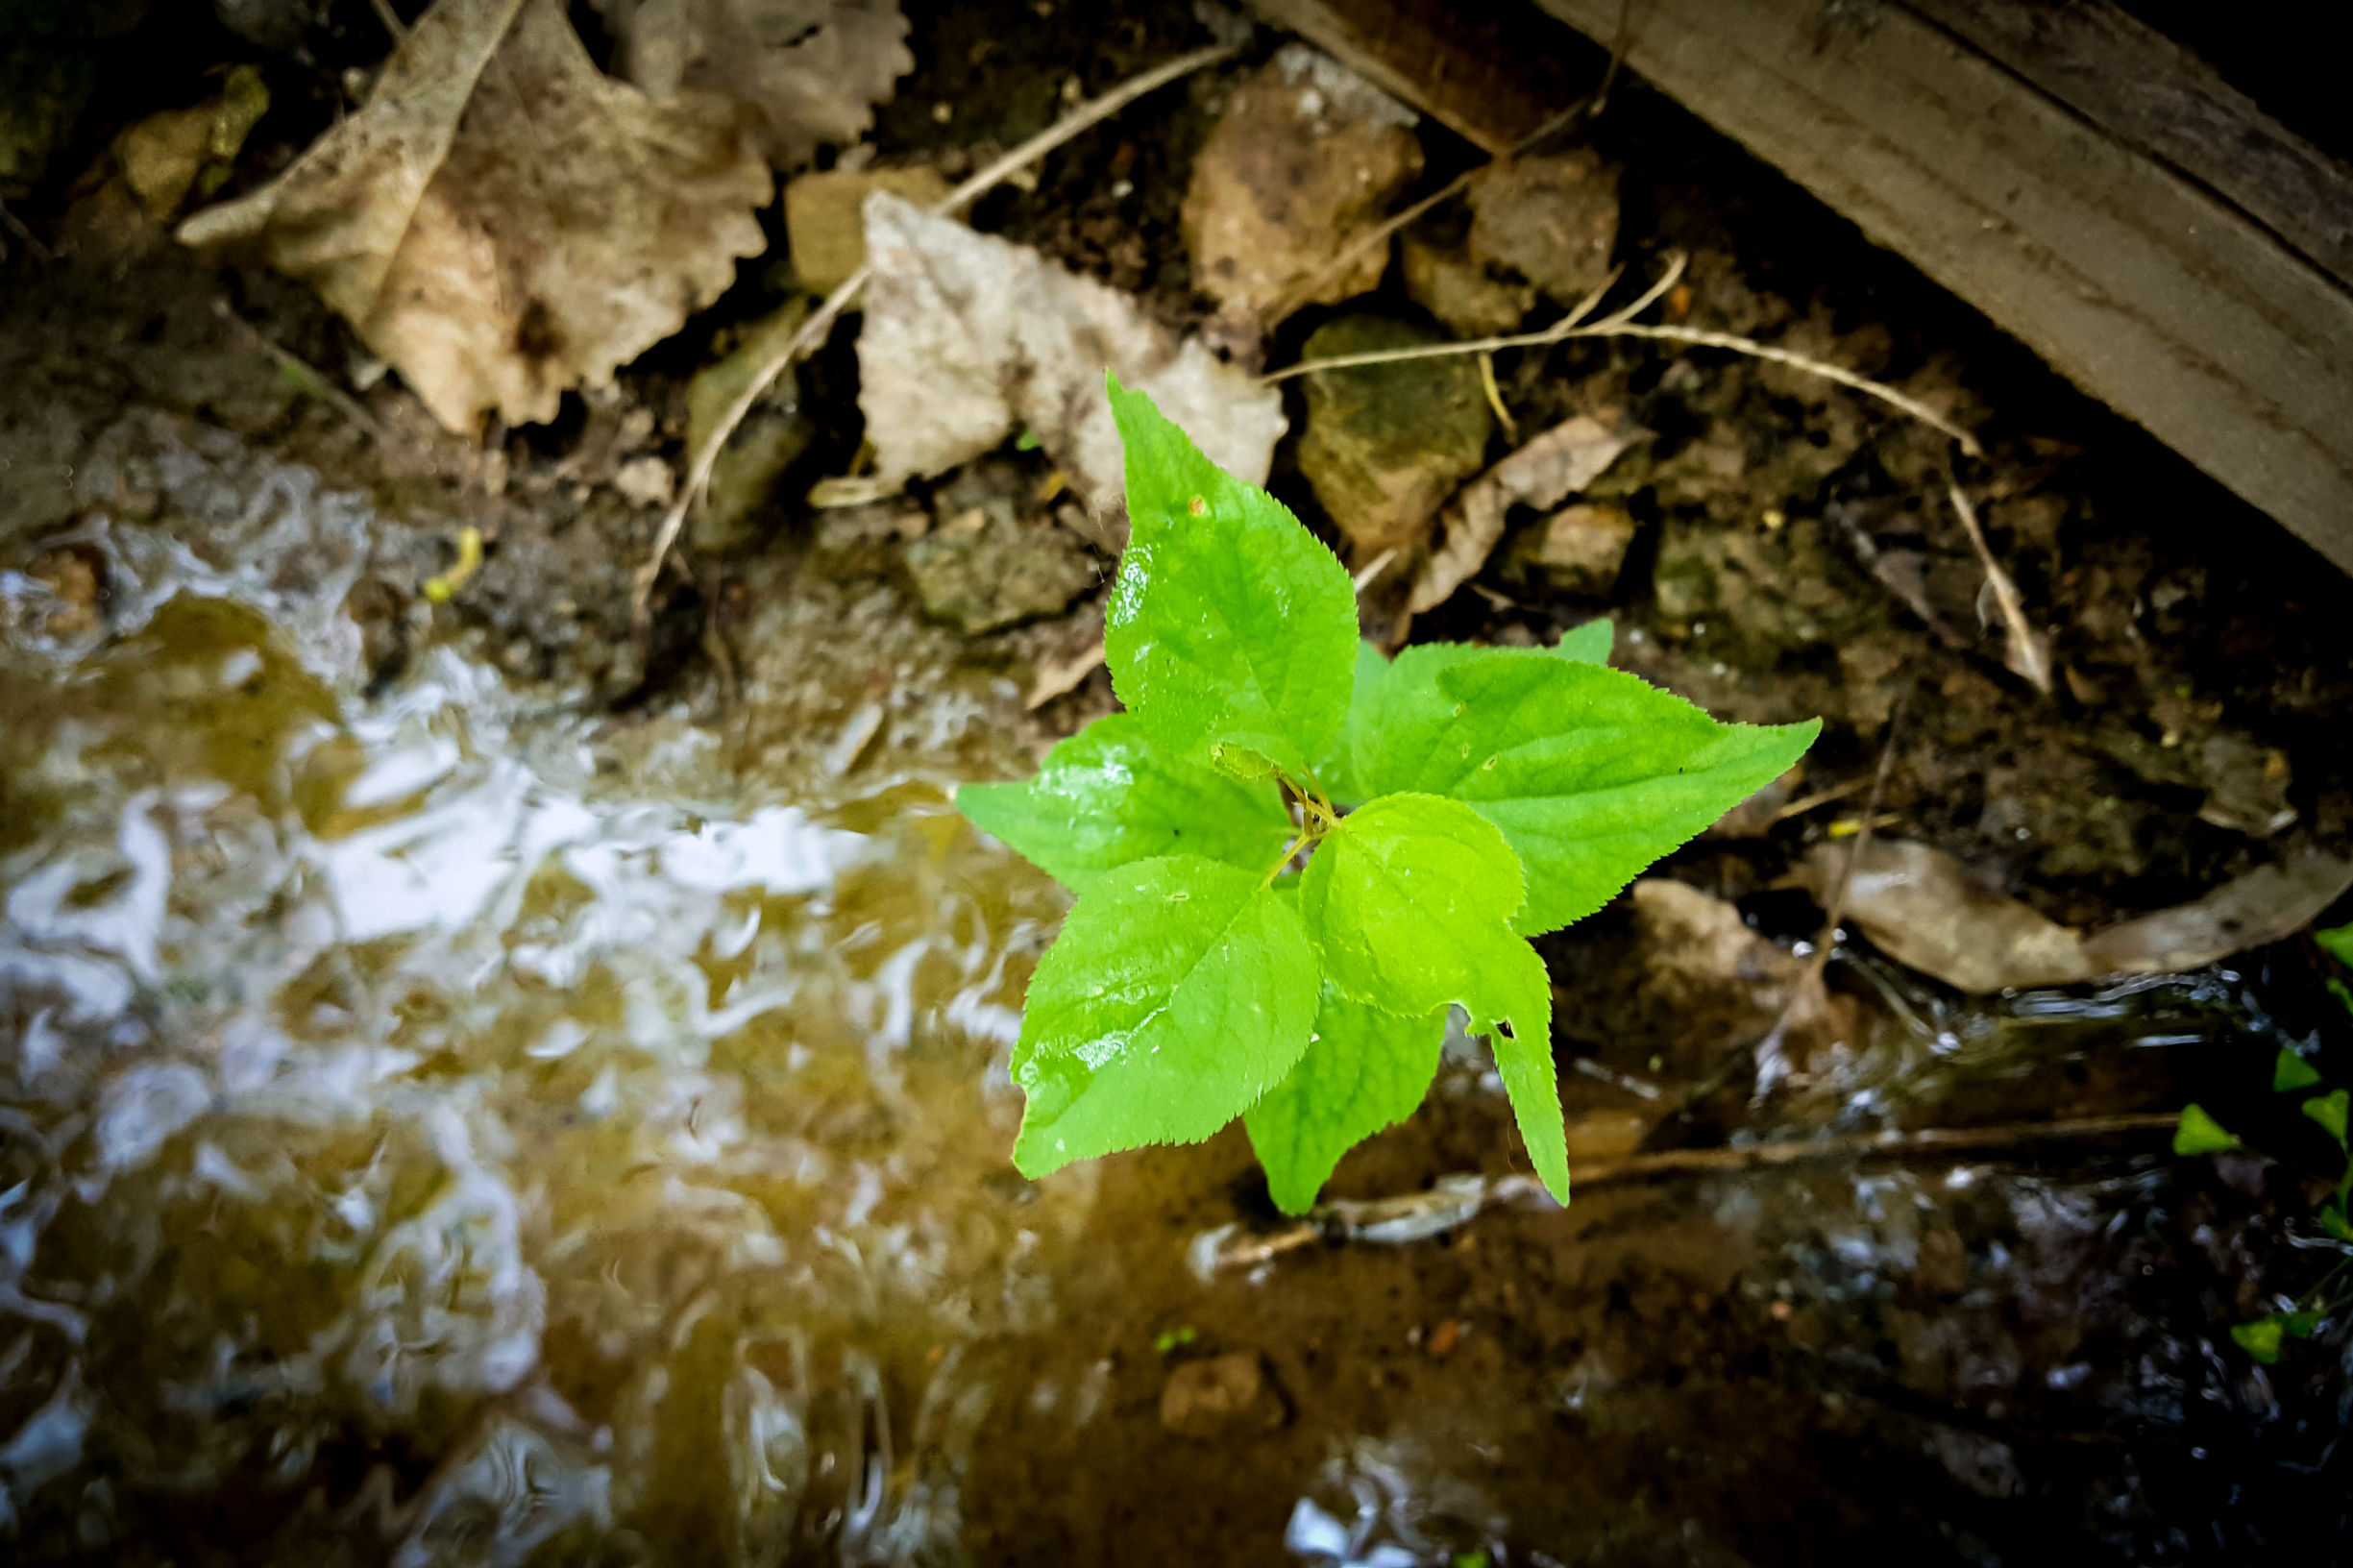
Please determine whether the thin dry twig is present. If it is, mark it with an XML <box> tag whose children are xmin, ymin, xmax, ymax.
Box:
<box><xmin>366</xmin><ymin>0</ymin><xmax>409</xmax><ymax>44</ymax></box>
<box><xmin>1263</xmin><ymin>252</ymin><xmax>1984</xmax><ymax>456</ymax></box>
<box><xmin>630</xmin><ymin>41</ymin><xmax>1242</xmax><ymax>636</ymax></box>
<box><xmin>1949</xmin><ymin>478</ymin><xmax>2053</xmax><ymax>695</ymax></box>
<box><xmin>213</xmin><ymin>298</ymin><xmax>397</xmax><ymax>446</ymax></box>
<box><xmin>0</xmin><ymin>195</ymin><xmax>52</xmax><ymax>264</ymax></box>
<box><xmin>1209</xmin><ymin>1110</ymin><xmax>2179</xmax><ymax>1270</ymax></box>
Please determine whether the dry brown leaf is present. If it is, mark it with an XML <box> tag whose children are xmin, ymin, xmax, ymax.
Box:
<box><xmin>1800</xmin><ymin>839</ymin><xmax>2094</xmax><ymax>993</ymax></box>
<box><xmin>592</xmin><ymin>0</ymin><xmax>912</xmax><ymax>168</ymax></box>
<box><xmin>1409</xmin><ymin>414</ymin><xmax>1642</xmax><ymax>613</ymax></box>
<box><xmin>858</xmin><ymin>191</ymin><xmax>1287</xmax><ymax>519</ymax></box>
<box><xmin>2081</xmin><ymin>847</ymin><xmax>2353</xmax><ymax>975</ymax></box>
<box><xmin>1802</xmin><ymin>838</ymin><xmax>2353</xmax><ymax>992</ymax></box>
<box><xmin>179</xmin><ymin>0</ymin><xmax>772</xmax><ymax>432</ymax></box>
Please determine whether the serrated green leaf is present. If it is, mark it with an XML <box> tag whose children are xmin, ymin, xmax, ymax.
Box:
<box><xmin>1349</xmin><ymin>647</ymin><xmax>1818</xmax><ymax>934</ymax></box>
<box><xmin>1245</xmin><ymin>991</ymin><xmax>1445</xmax><ymax>1214</ymax></box>
<box><xmin>1300</xmin><ymin>793</ymin><xmax>1566</xmax><ymax>1199</ymax></box>
<box><xmin>957</xmin><ymin>714</ymin><xmax>1293</xmax><ymax>890</ymax></box>
<box><xmin>2304</xmin><ymin>1088</ymin><xmax>2349</xmax><ymax>1144</ymax></box>
<box><xmin>1102</xmin><ymin>376</ymin><xmax>1358</xmax><ymax>779</ymax></box>
<box><xmin>1314</xmin><ymin>640</ymin><xmax>1393</xmax><ymax>807</ymax></box>
<box><xmin>1554</xmin><ymin>619</ymin><xmax>1613</xmax><ymax>663</ymax></box>
<box><xmin>2274</xmin><ymin>1046</ymin><xmax>2325</xmax><ymax>1093</ymax></box>
<box><xmin>2317</xmin><ymin>921</ymin><xmax>2353</xmax><ymax>967</ymax></box>
<box><xmin>2172</xmin><ymin>1102</ymin><xmax>2241</xmax><ymax>1156</ymax></box>
<box><xmin>1010</xmin><ymin>854</ymin><xmax>1318</xmax><ymax>1178</ymax></box>
<box><xmin>2230</xmin><ymin>1316</ymin><xmax>2285</xmax><ymax>1363</ymax></box>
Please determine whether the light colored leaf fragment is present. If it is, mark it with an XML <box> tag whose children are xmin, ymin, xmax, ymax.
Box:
<box><xmin>1011</xmin><ymin>854</ymin><xmax>1318</xmax><ymax>1178</ymax></box>
<box><xmin>1409</xmin><ymin>415</ymin><xmax>1643</xmax><ymax>613</ymax></box>
<box><xmin>1553</xmin><ymin>619</ymin><xmax>1612</xmax><ymax>663</ymax></box>
<box><xmin>592</xmin><ymin>0</ymin><xmax>912</xmax><ymax>167</ymax></box>
<box><xmin>1245</xmin><ymin>992</ymin><xmax>1444</xmax><ymax>1214</ymax></box>
<box><xmin>858</xmin><ymin>193</ymin><xmax>1287</xmax><ymax>516</ymax></box>
<box><xmin>180</xmin><ymin>0</ymin><xmax>772</xmax><ymax>431</ymax></box>
<box><xmin>1355</xmin><ymin>647</ymin><xmax>1817</xmax><ymax>934</ymax></box>
<box><xmin>956</xmin><ymin>713</ymin><xmax>1293</xmax><ymax>891</ymax></box>
<box><xmin>1101</xmin><ymin>377</ymin><xmax>1356</xmax><ymax>778</ymax></box>
<box><xmin>1300</xmin><ymin>794</ymin><xmax>1565</xmax><ymax>1199</ymax></box>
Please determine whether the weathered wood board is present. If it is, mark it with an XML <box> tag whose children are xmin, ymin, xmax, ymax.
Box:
<box><xmin>1525</xmin><ymin>0</ymin><xmax>2353</xmax><ymax>572</ymax></box>
<box><xmin>1258</xmin><ymin>0</ymin><xmax>2353</xmax><ymax>573</ymax></box>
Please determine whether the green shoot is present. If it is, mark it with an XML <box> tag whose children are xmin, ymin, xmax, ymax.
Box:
<box><xmin>958</xmin><ymin>377</ymin><xmax>1818</xmax><ymax>1212</ymax></box>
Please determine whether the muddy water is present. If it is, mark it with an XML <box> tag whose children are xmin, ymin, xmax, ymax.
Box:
<box><xmin>0</xmin><ymin>420</ymin><xmax>2337</xmax><ymax>1564</ymax></box>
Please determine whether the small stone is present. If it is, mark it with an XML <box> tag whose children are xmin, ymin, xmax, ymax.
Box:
<box><xmin>611</xmin><ymin>453</ymin><xmax>675</xmax><ymax>510</ymax></box>
<box><xmin>692</xmin><ymin>411</ymin><xmax>814</xmax><ymax>554</ymax></box>
<box><xmin>1468</xmin><ymin>150</ymin><xmax>1620</xmax><ymax>305</ymax></box>
<box><xmin>1181</xmin><ymin>45</ymin><xmax>1421</xmax><ymax>331</ymax></box>
<box><xmin>1158</xmin><ymin>1352</ymin><xmax>1286</xmax><ymax>1439</ymax></box>
<box><xmin>784</xmin><ymin>164</ymin><xmax>953</xmax><ymax>293</ymax></box>
<box><xmin>902</xmin><ymin>514</ymin><xmax>1096</xmax><ymax>634</ymax></box>
<box><xmin>1399</xmin><ymin>232</ymin><xmax>1534</xmax><ymax>337</ymax></box>
<box><xmin>1524</xmin><ymin>502</ymin><xmax>1635</xmax><ymax>596</ymax></box>
<box><xmin>1296</xmin><ymin>314</ymin><xmax>1491</xmax><ymax>561</ymax></box>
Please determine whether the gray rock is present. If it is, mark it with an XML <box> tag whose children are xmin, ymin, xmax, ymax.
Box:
<box><xmin>902</xmin><ymin>513</ymin><xmax>1096</xmax><ymax>634</ymax></box>
<box><xmin>1295</xmin><ymin>315</ymin><xmax>1491</xmax><ymax>561</ymax></box>
<box><xmin>1159</xmin><ymin>1352</ymin><xmax>1286</xmax><ymax>1439</ymax></box>
<box><xmin>1182</xmin><ymin>45</ymin><xmax>1421</xmax><ymax>331</ymax></box>
<box><xmin>1521</xmin><ymin>502</ymin><xmax>1636</xmax><ymax>596</ymax></box>
<box><xmin>1468</xmin><ymin>150</ymin><xmax>1620</xmax><ymax>305</ymax></box>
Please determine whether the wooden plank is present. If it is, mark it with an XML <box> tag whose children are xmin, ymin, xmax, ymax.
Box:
<box><xmin>1903</xmin><ymin>0</ymin><xmax>2353</xmax><ymax>289</ymax></box>
<box><xmin>1529</xmin><ymin>0</ymin><xmax>2353</xmax><ymax>574</ymax></box>
<box><xmin>1244</xmin><ymin>0</ymin><xmax>1588</xmax><ymax>156</ymax></box>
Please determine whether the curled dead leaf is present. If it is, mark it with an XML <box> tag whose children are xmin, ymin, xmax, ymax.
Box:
<box><xmin>179</xmin><ymin>0</ymin><xmax>772</xmax><ymax>432</ymax></box>
<box><xmin>1409</xmin><ymin>414</ymin><xmax>1643</xmax><ymax>613</ymax></box>
<box><xmin>857</xmin><ymin>191</ymin><xmax>1286</xmax><ymax>520</ymax></box>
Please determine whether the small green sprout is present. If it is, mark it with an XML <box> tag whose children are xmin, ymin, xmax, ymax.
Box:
<box><xmin>957</xmin><ymin>378</ymin><xmax>1817</xmax><ymax>1212</ymax></box>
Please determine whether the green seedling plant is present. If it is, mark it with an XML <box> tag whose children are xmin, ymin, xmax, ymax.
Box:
<box><xmin>957</xmin><ymin>378</ymin><xmax>1818</xmax><ymax>1213</ymax></box>
<box><xmin>2173</xmin><ymin>919</ymin><xmax>2353</xmax><ymax>1362</ymax></box>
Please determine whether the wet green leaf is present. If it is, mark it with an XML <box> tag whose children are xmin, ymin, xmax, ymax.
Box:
<box><xmin>2231</xmin><ymin>1316</ymin><xmax>2285</xmax><ymax>1363</ymax></box>
<box><xmin>1300</xmin><ymin>794</ymin><xmax>1565</xmax><ymax>1199</ymax></box>
<box><xmin>1348</xmin><ymin>646</ymin><xmax>1819</xmax><ymax>933</ymax></box>
<box><xmin>1553</xmin><ymin>619</ymin><xmax>1613</xmax><ymax>663</ymax></box>
<box><xmin>1313</xmin><ymin>639</ymin><xmax>1393</xmax><ymax>807</ymax></box>
<box><xmin>956</xmin><ymin>714</ymin><xmax>1291</xmax><ymax>891</ymax></box>
<box><xmin>1102</xmin><ymin>373</ymin><xmax>1358</xmax><ymax>779</ymax></box>
<box><xmin>1010</xmin><ymin>854</ymin><xmax>1318</xmax><ymax>1178</ymax></box>
<box><xmin>2172</xmin><ymin>1102</ymin><xmax>2241</xmax><ymax>1156</ymax></box>
<box><xmin>2304</xmin><ymin>1088</ymin><xmax>2349</xmax><ymax>1145</ymax></box>
<box><xmin>1245</xmin><ymin>991</ymin><xmax>1446</xmax><ymax>1214</ymax></box>
<box><xmin>2274</xmin><ymin>1046</ymin><xmax>2325</xmax><ymax>1092</ymax></box>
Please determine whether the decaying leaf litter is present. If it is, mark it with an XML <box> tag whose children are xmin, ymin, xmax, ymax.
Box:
<box><xmin>6</xmin><ymin>0</ymin><xmax>2353</xmax><ymax>1561</ymax></box>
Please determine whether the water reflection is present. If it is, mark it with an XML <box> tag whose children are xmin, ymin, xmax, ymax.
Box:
<box><xmin>3</xmin><ymin>414</ymin><xmax>2341</xmax><ymax>1564</ymax></box>
<box><xmin>0</xmin><ymin>421</ymin><xmax>1088</xmax><ymax>1561</ymax></box>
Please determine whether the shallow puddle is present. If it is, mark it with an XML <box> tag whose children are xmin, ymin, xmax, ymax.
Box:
<box><xmin>0</xmin><ymin>421</ymin><xmax>2338</xmax><ymax>1563</ymax></box>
